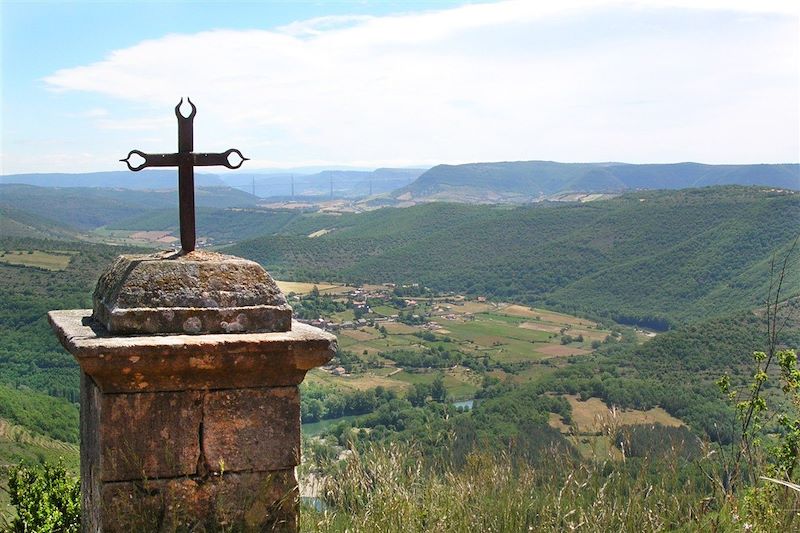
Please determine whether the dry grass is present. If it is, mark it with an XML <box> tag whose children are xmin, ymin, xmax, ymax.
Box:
<box><xmin>563</xmin><ymin>395</ymin><xmax>684</xmax><ymax>434</ymax></box>
<box><xmin>381</xmin><ymin>323</ymin><xmax>420</xmax><ymax>334</ymax></box>
<box><xmin>0</xmin><ymin>250</ymin><xmax>74</xmax><ymax>271</ymax></box>
<box><xmin>499</xmin><ymin>304</ymin><xmax>595</xmax><ymax>327</ymax></box>
<box><xmin>537</xmin><ymin>345</ymin><xmax>592</xmax><ymax>357</ymax></box>
<box><xmin>340</xmin><ymin>329</ymin><xmax>379</xmax><ymax>341</ymax></box>
<box><xmin>518</xmin><ymin>321</ymin><xmax>564</xmax><ymax>333</ymax></box>
<box><xmin>302</xmin><ymin>443</ymin><xmax>724</xmax><ymax>532</ymax></box>
<box><xmin>275</xmin><ymin>281</ymin><xmax>343</xmax><ymax>295</ymax></box>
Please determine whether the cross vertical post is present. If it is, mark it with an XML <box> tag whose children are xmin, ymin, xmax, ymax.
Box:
<box><xmin>120</xmin><ymin>98</ymin><xmax>249</xmax><ymax>253</ymax></box>
<box><xmin>177</xmin><ymin>101</ymin><xmax>197</xmax><ymax>252</ymax></box>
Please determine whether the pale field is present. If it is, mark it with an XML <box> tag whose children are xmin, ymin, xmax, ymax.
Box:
<box><xmin>340</xmin><ymin>329</ymin><xmax>380</xmax><ymax>341</ymax></box>
<box><xmin>562</xmin><ymin>395</ymin><xmax>684</xmax><ymax>434</ymax></box>
<box><xmin>570</xmin><ymin>434</ymin><xmax>624</xmax><ymax>461</ymax></box>
<box><xmin>382</xmin><ymin>322</ymin><xmax>421</xmax><ymax>334</ymax></box>
<box><xmin>537</xmin><ymin>345</ymin><xmax>592</xmax><ymax>357</ymax></box>
<box><xmin>307</xmin><ymin>229</ymin><xmax>331</xmax><ymax>238</ymax></box>
<box><xmin>519</xmin><ymin>322</ymin><xmax>563</xmax><ymax>334</ymax></box>
<box><xmin>129</xmin><ymin>230</ymin><xmax>177</xmax><ymax>243</ymax></box>
<box><xmin>567</xmin><ymin>328</ymin><xmax>609</xmax><ymax>342</ymax></box>
<box><xmin>499</xmin><ymin>304</ymin><xmax>595</xmax><ymax>327</ymax></box>
<box><xmin>306</xmin><ymin>368</ymin><xmax>410</xmax><ymax>392</ymax></box>
<box><xmin>548</xmin><ymin>412</ymin><xmax>570</xmax><ymax>432</ymax></box>
<box><xmin>275</xmin><ymin>280</ymin><xmax>343</xmax><ymax>295</ymax></box>
<box><xmin>0</xmin><ymin>250</ymin><xmax>74</xmax><ymax>271</ymax></box>
<box><xmin>457</xmin><ymin>301</ymin><xmax>495</xmax><ymax>313</ymax></box>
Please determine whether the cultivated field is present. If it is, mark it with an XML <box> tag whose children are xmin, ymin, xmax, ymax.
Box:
<box><xmin>548</xmin><ymin>395</ymin><xmax>685</xmax><ymax>460</ymax></box>
<box><xmin>0</xmin><ymin>250</ymin><xmax>75</xmax><ymax>271</ymax></box>
<box><xmin>275</xmin><ymin>280</ymin><xmax>346</xmax><ymax>295</ymax></box>
<box><xmin>307</xmin><ymin>292</ymin><xmax>613</xmax><ymax>405</ymax></box>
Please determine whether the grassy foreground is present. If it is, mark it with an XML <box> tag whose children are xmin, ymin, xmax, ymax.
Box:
<box><xmin>300</xmin><ymin>442</ymin><xmax>798</xmax><ymax>532</ymax></box>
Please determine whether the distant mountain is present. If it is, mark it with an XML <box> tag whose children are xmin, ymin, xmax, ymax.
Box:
<box><xmin>0</xmin><ymin>184</ymin><xmax>259</xmax><ymax>230</ymax></box>
<box><xmin>221</xmin><ymin>168</ymin><xmax>426</xmax><ymax>198</ymax></box>
<box><xmin>0</xmin><ymin>170</ymin><xmax>225</xmax><ymax>189</ymax></box>
<box><xmin>395</xmin><ymin>161</ymin><xmax>800</xmax><ymax>202</ymax></box>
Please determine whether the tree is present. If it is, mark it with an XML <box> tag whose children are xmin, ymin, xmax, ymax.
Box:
<box><xmin>431</xmin><ymin>376</ymin><xmax>447</xmax><ymax>403</ymax></box>
<box><xmin>407</xmin><ymin>383</ymin><xmax>429</xmax><ymax>407</ymax></box>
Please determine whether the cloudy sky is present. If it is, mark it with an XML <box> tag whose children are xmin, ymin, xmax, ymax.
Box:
<box><xmin>1</xmin><ymin>0</ymin><xmax>798</xmax><ymax>174</ymax></box>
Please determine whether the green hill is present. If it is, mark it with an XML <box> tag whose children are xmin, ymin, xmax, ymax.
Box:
<box><xmin>0</xmin><ymin>206</ymin><xmax>80</xmax><ymax>240</ymax></box>
<box><xmin>107</xmin><ymin>207</ymin><xmax>306</xmax><ymax>245</ymax></box>
<box><xmin>397</xmin><ymin>161</ymin><xmax>800</xmax><ymax>202</ymax></box>
<box><xmin>0</xmin><ymin>169</ymin><xmax>224</xmax><ymax>189</ymax></box>
<box><xmin>228</xmin><ymin>186</ymin><xmax>800</xmax><ymax>328</ymax></box>
<box><xmin>0</xmin><ymin>237</ymin><xmax>141</xmax><ymax>442</ymax></box>
<box><xmin>0</xmin><ymin>184</ymin><xmax>259</xmax><ymax>230</ymax></box>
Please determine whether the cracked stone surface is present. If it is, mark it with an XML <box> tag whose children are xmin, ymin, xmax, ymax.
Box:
<box><xmin>92</xmin><ymin>250</ymin><xmax>291</xmax><ymax>334</ymax></box>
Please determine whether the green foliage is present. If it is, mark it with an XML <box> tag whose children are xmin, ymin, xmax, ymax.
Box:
<box><xmin>294</xmin><ymin>290</ymin><xmax>347</xmax><ymax>320</ymax></box>
<box><xmin>301</xmin><ymin>385</ymin><xmax>397</xmax><ymax>423</ymax></box>
<box><xmin>0</xmin><ymin>237</ymin><xmax>139</xmax><ymax>441</ymax></box>
<box><xmin>0</xmin><ymin>184</ymin><xmax>257</xmax><ymax>230</ymax></box>
<box><xmin>228</xmin><ymin>187</ymin><xmax>800</xmax><ymax>327</ymax></box>
<box><xmin>4</xmin><ymin>460</ymin><xmax>80</xmax><ymax>532</ymax></box>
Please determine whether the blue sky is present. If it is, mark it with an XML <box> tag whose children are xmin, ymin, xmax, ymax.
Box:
<box><xmin>2</xmin><ymin>0</ymin><xmax>798</xmax><ymax>174</ymax></box>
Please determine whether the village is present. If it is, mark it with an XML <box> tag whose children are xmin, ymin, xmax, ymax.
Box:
<box><xmin>275</xmin><ymin>279</ymin><xmax>612</xmax><ymax>395</ymax></box>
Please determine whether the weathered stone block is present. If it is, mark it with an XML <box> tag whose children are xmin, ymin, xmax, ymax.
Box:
<box><xmin>92</xmin><ymin>250</ymin><xmax>292</xmax><ymax>335</ymax></box>
<box><xmin>100</xmin><ymin>469</ymin><xmax>298</xmax><ymax>532</ymax></box>
<box><xmin>99</xmin><ymin>390</ymin><xmax>202</xmax><ymax>481</ymax></box>
<box><xmin>48</xmin><ymin>311</ymin><xmax>336</xmax><ymax>393</ymax></box>
<box><xmin>203</xmin><ymin>387</ymin><xmax>300</xmax><ymax>473</ymax></box>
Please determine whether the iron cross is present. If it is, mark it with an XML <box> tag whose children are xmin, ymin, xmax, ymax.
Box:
<box><xmin>120</xmin><ymin>98</ymin><xmax>248</xmax><ymax>252</ymax></box>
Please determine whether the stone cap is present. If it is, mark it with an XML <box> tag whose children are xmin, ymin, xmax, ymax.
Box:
<box><xmin>92</xmin><ymin>250</ymin><xmax>291</xmax><ymax>335</ymax></box>
<box><xmin>49</xmin><ymin>310</ymin><xmax>336</xmax><ymax>393</ymax></box>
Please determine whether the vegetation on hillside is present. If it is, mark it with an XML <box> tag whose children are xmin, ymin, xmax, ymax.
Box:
<box><xmin>229</xmin><ymin>186</ymin><xmax>800</xmax><ymax>328</ymax></box>
<box><xmin>0</xmin><ymin>184</ymin><xmax>258</xmax><ymax>230</ymax></box>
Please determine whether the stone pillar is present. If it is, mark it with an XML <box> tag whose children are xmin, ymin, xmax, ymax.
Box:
<box><xmin>48</xmin><ymin>251</ymin><xmax>335</xmax><ymax>532</ymax></box>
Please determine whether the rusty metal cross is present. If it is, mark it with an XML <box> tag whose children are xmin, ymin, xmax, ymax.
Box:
<box><xmin>121</xmin><ymin>98</ymin><xmax>248</xmax><ymax>253</ymax></box>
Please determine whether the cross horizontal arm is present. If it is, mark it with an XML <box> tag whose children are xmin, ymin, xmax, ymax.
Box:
<box><xmin>120</xmin><ymin>150</ymin><xmax>180</xmax><ymax>171</ymax></box>
<box><xmin>194</xmin><ymin>149</ymin><xmax>249</xmax><ymax>169</ymax></box>
<box><xmin>120</xmin><ymin>149</ymin><xmax>249</xmax><ymax>171</ymax></box>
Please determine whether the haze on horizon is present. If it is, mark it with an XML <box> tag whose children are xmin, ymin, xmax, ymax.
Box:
<box><xmin>1</xmin><ymin>0</ymin><xmax>798</xmax><ymax>175</ymax></box>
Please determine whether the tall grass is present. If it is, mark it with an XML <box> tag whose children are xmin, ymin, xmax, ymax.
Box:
<box><xmin>300</xmin><ymin>441</ymin><xmax>743</xmax><ymax>532</ymax></box>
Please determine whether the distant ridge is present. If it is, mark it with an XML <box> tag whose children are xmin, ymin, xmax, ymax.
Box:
<box><xmin>396</xmin><ymin>161</ymin><xmax>800</xmax><ymax>203</ymax></box>
<box><xmin>0</xmin><ymin>170</ymin><xmax>225</xmax><ymax>189</ymax></box>
<box><xmin>221</xmin><ymin>167</ymin><xmax>426</xmax><ymax>198</ymax></box>
<box><xmin>0</xmin><ymin>184</ymin><xmax>259</xmax><ymax>230</ymax></box>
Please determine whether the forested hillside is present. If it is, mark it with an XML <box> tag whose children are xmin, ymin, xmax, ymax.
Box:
<box><xmin>0</xmin><ymin>237</ymin><xmax>141</xmax><ymax>443</ymax></box>
<box><xmin>228</xmin><ymin>186</ymin><xmax>800</xmax><ymax>328</ymax></box>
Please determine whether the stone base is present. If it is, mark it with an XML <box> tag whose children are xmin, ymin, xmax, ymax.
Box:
<box><xmin>100</xmin><ymin>470</ymin><xmax>297</xmax><ymax>532</ymax></box>
<box><xmin>48</xmin><ymin>311</ymin><xmax>336</xmax><ymax>532</ymax></box>
<box><xmin>80</xmin><ymin>373</ymin><xmax>303</xmax><ymax>532</ymax></box>
<box><xmin>48</xmin><ymin>311</ymin><xmax>335</xmax><ymax>393</ymax></box>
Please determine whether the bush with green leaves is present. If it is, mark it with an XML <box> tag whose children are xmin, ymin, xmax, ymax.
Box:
<box><xmin>3</xmin><ymin>461</ymin><xmax>79</xmax><ymax>533</ymax></box>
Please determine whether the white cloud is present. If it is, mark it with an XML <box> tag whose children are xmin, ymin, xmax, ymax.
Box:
<box><xmin>39</xmin><ymin>0</ymin><xmax>800</xmax><ymax>169</ymax></box>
